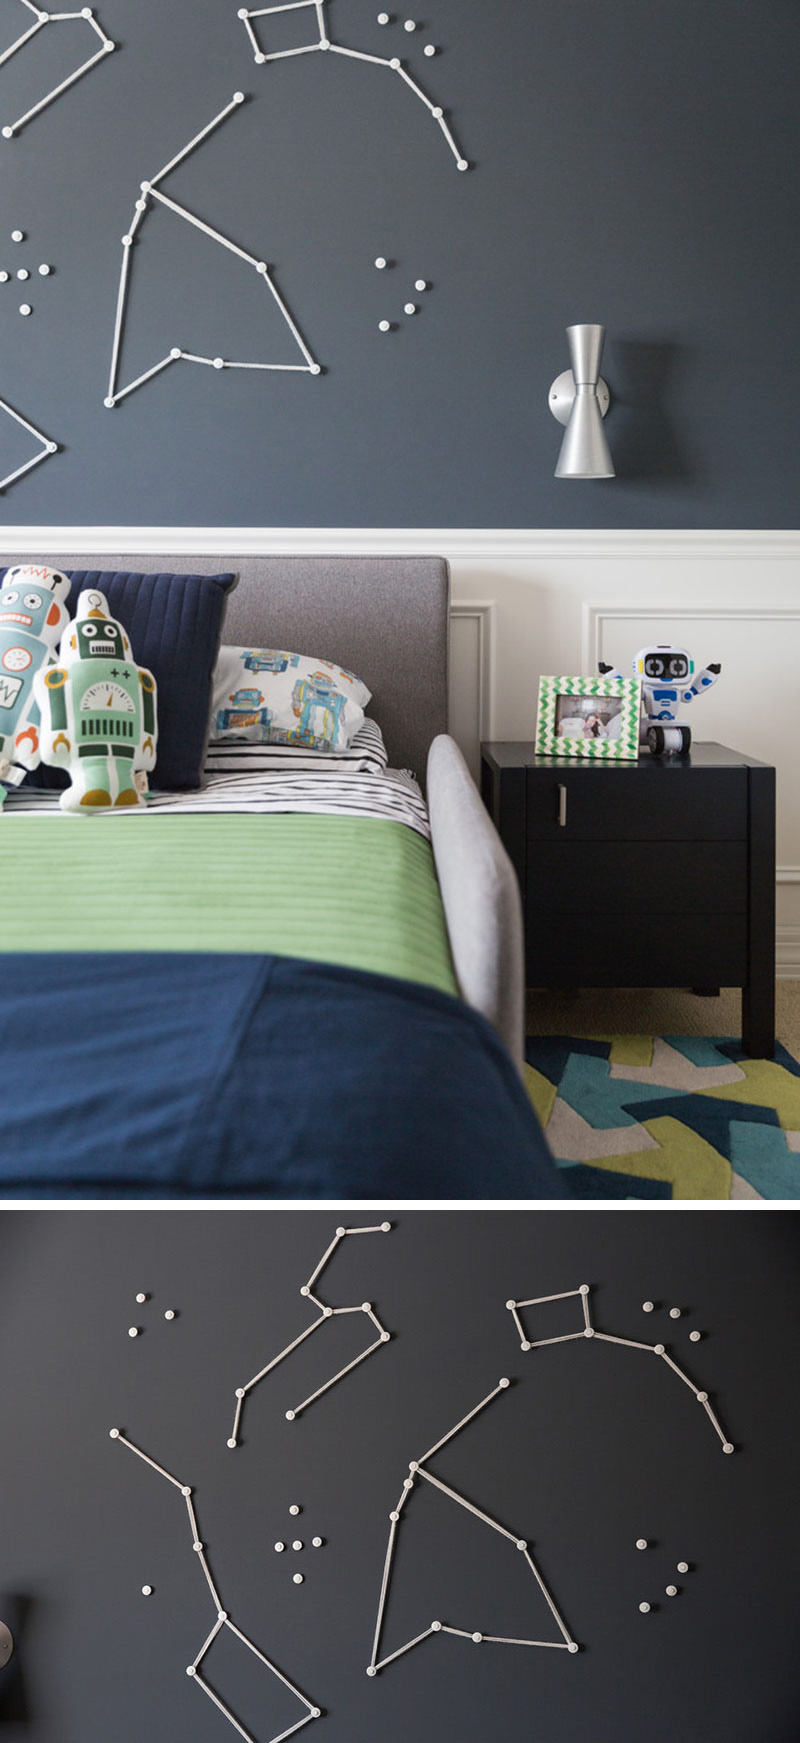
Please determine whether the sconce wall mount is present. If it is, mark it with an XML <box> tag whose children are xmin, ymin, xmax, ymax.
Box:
<box><xmin>0</xmin><ymin>1621</ymin><xmax>13</xmax><ymax>1668</ymax></box>
<box><xmin>549</xmin><ymin>323</ymin><xmax>615</xmax><ymax>479</ymax></box>
<box><xmin>549</xmin><ymin>372</ymin><xmax>610</xmax><ymax>425</ymax></box>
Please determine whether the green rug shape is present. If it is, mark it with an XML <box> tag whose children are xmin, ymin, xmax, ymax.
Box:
<box><xmin>524</xmin><ymin>1035</ymin><xmax>800</xmax><ymax>1200</ymax></box>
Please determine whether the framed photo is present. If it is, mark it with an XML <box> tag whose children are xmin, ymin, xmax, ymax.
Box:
<box><xmin>535</xmin><ymin>675</ymin><xmax>642</xmax><ymax>760</ymax></box>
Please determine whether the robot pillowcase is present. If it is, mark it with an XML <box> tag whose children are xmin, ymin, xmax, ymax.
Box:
<box><xmin>0</xmin><ymin>567</ymin><xmax>158</xmax><ymax>812</ymax></box>
<box><xmin>34</xmin><ymin>588</ymin><xmax>158</xmax><ymax>813</ymax></box>
<box><xmin>0</xmin><ymin>565</ymin><xmax>71</xmax><ymax>799</ymax></box>
<box><xmin>210</xmin><ymin>647</ymin><xmax>370</xmax><ymax>753</ymax></box>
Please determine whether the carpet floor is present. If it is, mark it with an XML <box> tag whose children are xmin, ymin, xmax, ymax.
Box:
<box><xmin>525</xmin><ymin>984</ymin><xmax>800</xmax><ymax>1201</ymax></box>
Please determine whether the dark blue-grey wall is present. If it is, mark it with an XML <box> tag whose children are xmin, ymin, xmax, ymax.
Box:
<box><xmin>1</xmin><ymin>1209</ymin><xmax>799</xmax><ymax>1743</ymax></box>
<box><xmin>0</xmin><ymin>0</ymin><xmax>798</xmax><ymax>528</ymax></box>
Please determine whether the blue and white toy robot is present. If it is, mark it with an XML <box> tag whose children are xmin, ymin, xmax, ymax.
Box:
<box><xmin>290</xmin><ymin>669</ymin><xmax>348</xmax><ymax>748</ymax></box>
<box><xmin>599</xmin><ymin>643</ymin><xmax>722</xmax><ymax>754</ymax></box>
<box><xmin>0</xmin><ymin>564</ymin><xmax>71</xmax><ymax>801</ymax></box>
<box><xmin>243</xmin><ymin>650</ymin><xmax>300</xmax><ymax>674</ymax></box>
<box><xmin>215</xmin><ymin>688</ymin><xmax>273</xmax><ymax>734</ymax></box>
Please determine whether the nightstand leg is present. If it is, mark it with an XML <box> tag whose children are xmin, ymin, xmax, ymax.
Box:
<box><xmin>742</xmin><ymin>766</ymin><xmax>776</xmax><ymax>1058</ymax></box>
<box><xmin>742</xmin><ymin>982</ymin><xmax>775</xmax><ymax>1059</ymax></box>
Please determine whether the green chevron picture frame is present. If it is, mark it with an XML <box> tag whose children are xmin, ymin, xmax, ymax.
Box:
<box><xmin>535</xmin><ymin>674</ymin><xmax>642</xmax><ymax>760</ymax></box>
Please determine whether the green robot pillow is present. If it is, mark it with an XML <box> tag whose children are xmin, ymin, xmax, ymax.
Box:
<box><xmin>33</xmin><ymin>588</ymin><xmax>158</xmax><ymax>813</ymax></box>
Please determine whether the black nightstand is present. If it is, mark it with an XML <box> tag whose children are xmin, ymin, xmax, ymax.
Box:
<box><xmin>481</xmin><ymin>741</ymin><xmax>776</xmax><ymax>1058</ymax></box>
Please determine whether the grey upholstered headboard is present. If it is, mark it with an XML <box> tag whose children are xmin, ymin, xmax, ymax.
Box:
<box><xmin>1</xmin><ymin>552</ymin><xmax>450</xmax><ymax>780</ymax></box>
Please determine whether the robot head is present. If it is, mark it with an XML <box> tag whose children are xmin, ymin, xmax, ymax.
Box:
<box><xmin>0</xmin><ymin>565</ymin><xmax>71</xmax><ymax>646</ymax></box>
<box><xmin>634</xmin><ymin>644</ymin><xmax>694</xmax><ymax>682</ymax></box>
<box><xmin>61</xmin><ymin>590</ymin><xmax>133</xmax><ymax>665</ymax></box>
<box><xmin>244</xmin><ymin>650</ymin><xmax>289</xmax><ymax>673</ymax></box>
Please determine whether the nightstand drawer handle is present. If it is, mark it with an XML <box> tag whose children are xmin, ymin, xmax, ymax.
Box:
<box><xmin>557</xmin><ymin>783</ymin><xmax>568</xmax><ymax>827</ymax></box>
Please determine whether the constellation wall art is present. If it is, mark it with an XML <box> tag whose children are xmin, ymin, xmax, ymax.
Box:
<box><xmin>367</xmin><ymin>1281</ymin><xmax>738</xmax><ymax>1681</ymax></box>
<box><xmin>228</xmin><ymin>1222</ymin><xmax>393</xmax><ymax>1448</ymax></box>
<box><xmin>0</xmin><ymin>388</ymin><xmax>57</xmax><ymax>491</ymax></box>
<box><xmin>0</xmin><ymin>225</ymin><xmax>56</xmax><ymax>319</ymax></box>
<box><xmin>105</xmin><ymin>91</ymin><xmax>322</xmax><ymax>410</ymax></box>
<box><xmin>0</xmin><ymin>1</ymin><xmax>115</xmax><ymax>139</ymax></box>
<box><xmin>505</xmin><ymin>1285</ymin><xmax>735</xmax><ymax>1454</ymax></box>
<box><xmin>104</xmin><ymin>6</ymin><xmax>471</xmax><ymax>412</ymax></box>
<box><xmin>237</xmin><ymin>1</ymin><xmax>469</xmax><ymax>171</ymax></box>
<box><xmin>367</xmin><ymin>1377</ymin><xmax>579</xmax><ymax>1678</ymax></box>
<box><xmin>109</xmin><ymin>1427</ymin><xmax>323</xmax><ymax>1743</ymax></box>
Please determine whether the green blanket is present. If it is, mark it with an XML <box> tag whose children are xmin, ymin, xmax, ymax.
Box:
<box><xmin>0</xmin><ymin>813</ymin><xmax>459</xmax><ymax>997</ymax></box>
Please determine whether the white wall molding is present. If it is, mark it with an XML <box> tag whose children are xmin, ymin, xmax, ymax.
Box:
<box><xmin>1</xmin><ymin>526</ymin><xmax>799</xmax><ymax>561</ymax></box>
<box><xmin>582</xmin><ymin>603</ymin><xmax>800</xmax><ymax>675</ymax></box>
<box><xmin>450</xmin><ymin>601</ymin><xmax>494</xmax><ymax>746</ymax></box>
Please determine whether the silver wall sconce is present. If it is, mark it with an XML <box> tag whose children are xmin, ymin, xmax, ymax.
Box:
<box><xmin>549</xmin><ymin>323</ymin><xmax>614</xmax><ymax>479</ymax></box>
<box><xmin>0</xmin><ymin>1620</ymin><xmax>13</xmax><ymax>1667</ymax></box>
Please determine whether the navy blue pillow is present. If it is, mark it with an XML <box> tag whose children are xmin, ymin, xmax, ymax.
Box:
<box><xmin>2</xmin><ymin>568</ymin><xmax>237</xmax><ymax>790</ymax></box>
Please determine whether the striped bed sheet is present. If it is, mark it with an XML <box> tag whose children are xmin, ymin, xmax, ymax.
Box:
<box><xmin>2</xmin><ymin>765</ymin><xmax>431</xmax><ymax>840</ymax></box>
<box><xmin>204</xmin><ymin>715</ymin><xmax>390</xmax><ymax>773</ymax></box>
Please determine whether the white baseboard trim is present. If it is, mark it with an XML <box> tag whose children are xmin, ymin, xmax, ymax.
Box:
<box><xmin>777</xmin><ymin>929</ymin><xmax>800</xmax><ymax>978</ymax></box>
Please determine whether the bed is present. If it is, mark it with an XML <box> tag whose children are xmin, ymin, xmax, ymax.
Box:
<box><xmin>0</xmin><ymin>551</ymin><xmax>561</xmax><ymax>1198</ymax></box>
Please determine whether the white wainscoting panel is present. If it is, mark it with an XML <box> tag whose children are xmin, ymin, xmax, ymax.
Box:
<box><xmin>449</xmin><ymin>602</ymin><xmax>494</xmax><ymax>779</ymax></box>
<box><xmin>4</xmin><ymin>527</ymin><xmax>799</xmax><ymax>968</ymax></box>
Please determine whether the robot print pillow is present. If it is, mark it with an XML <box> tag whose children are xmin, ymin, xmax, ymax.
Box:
<box><xmin>0</xmin><ymin>565</ymin><xmax>72</xmax><ymax>803</ymax></box>
<box><xmin>33</xmin><ymin>589</ymin><xmax>158</xmax><ymax>813</ymax></box>
<box><xmin>210</xmin><ymin>646</ymin><xmax>371</xmax><ymax>753</ymax></box>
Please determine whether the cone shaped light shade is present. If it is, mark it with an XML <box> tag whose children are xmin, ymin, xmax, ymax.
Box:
<box><xmin>567</xmin><ymin>322</ymin><xmax>605</xmax><ymax>388</ymax></box>
<box><xmin>555</xmin><ymin>323</ymin><xmax>615</xmax><ymax>479</ymax></box>
<box><xmin>556</xmin><ymin>387</ymin><xmax>615</xmax><ymax>478</ymax></box>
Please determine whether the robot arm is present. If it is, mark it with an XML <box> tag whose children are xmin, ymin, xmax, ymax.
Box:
<box><xmin>682</xmin><ymin>662</ymin><xmax>721</xmax><ymax>703</ymax></box>
<box><xmin>32</xmin><ymin>666</ymin><xmax>72</xmax><ymax>764</ymax></box>
<box><xmin>138</xmin><ymin>668</ymin><xmax>158</xmax><ymax>769</ymax></box>
<box><xmin>598</xmin><ymin>662</ymin><xmax>625</xmax><ymax>681</ymax></box>
<box><xmin>13</xmin><ymin>711</ymin><xmax>42</xmax><ymax>769</ymax></box>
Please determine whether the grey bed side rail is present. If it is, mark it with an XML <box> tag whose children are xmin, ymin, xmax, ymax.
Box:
<box><xmin>426</xmin><ymin>733</ymin><xmax>525</xmax><ymax>1074</ymax></box>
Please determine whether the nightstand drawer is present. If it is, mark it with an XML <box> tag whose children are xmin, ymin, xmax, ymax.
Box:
<box><xmin>528</xmin><ymin>842</ymin><xmax>748</xmax><ymax>916</ymax></box>
<box><xmin>526</xmin><ymin>913</ymin><xmax>748</xmax><ymax>987</ymax></box>
<box><xmin>482</xmin><ymin>740</ymin><xmax>775</xmax><ymax>1055</ymax></box>
<box><xmin>525</xmin><ymin>766</ymin><xmax>747</xmax><ymax>841</ymax></box>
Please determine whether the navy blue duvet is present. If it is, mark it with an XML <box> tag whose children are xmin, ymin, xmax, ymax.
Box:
<box><xmin>0</xmin><ymin>953</ymin><xmax>563</xmax><ymax>1198</ymax></box>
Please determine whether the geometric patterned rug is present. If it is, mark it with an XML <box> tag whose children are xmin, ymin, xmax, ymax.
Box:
<box><xmin>524</xmin><ymin>1034</ymin><xmax>800</xmax><ymax>1199</ymax></box>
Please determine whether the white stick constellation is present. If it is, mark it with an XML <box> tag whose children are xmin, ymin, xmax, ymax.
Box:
<box><xmin>1</xmin><ymin>4</ymin><xmax>116</xmax><ymax>140</ymax></box>
<box><xmin>104</xmin><ymin>92</ymin><xmax>322</xmax><ymax>410</ymax></box>
<box><xmin>109</xmin><ymin>1427</ymin><xmax>322</xmax><ymax>1743</ymax></box>
<box><xmin>367</xmin><ymin>1376</ymin><xmax>579</xmax><ymax>1677</ymax></box>
<box><xmin>238</xmin><ymin>2</ymin><xmax>469</xmax><ymax>171</ymax></box>
<box><xmin>228</xmin><ymin>1222</ymin><xmax>393</xmax><ymax>1448</ymax></box>
<box><xmin>0</xmin><ymin>391</ymin><xmax>58</xmax><ymax>492</ymax></box>
<box><xmin>506</xmin><ymin>1286</ymin><xmax>735</xmax><ymax>1454</ymax></box>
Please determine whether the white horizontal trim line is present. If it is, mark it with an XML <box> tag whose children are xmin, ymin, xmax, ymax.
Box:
<box><xmin>583</xmin><ymin>602</ymin><xmax>800</xmax><ymax>672</ymax></box>
<box><xmin>777</xmin><ymin>868</ymin><xmax>800</xmax><ymax>884</ymax></box>
<box><xmin>1</xmin><ymin>527</ymin><xmax>799</xmax><ymax>561</ymax></box>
